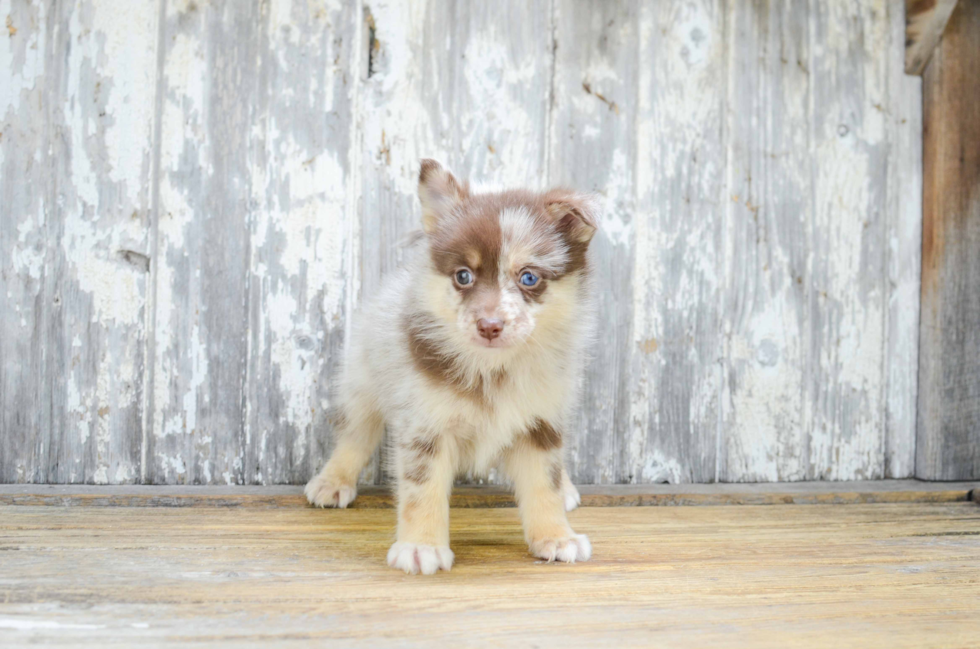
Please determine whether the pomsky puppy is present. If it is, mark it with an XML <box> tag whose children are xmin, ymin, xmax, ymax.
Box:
<box><xmin>305</xmin><ymin>159</ymin><xmax>599</xmax><ymax>575</ymax></box>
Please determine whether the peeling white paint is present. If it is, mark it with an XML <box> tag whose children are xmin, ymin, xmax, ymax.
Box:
<box><xmin>639</xmin><ymin>450</ymin><xmax>684</xmax><ymax>484</ymax></box>
<box><xmin>598</xmin><ymin>149</ymin><xmax>634</xmax><ymax>248</ymax></box>
<box><xmin>1</xmin><ymin>0</ymin><xmax>923</xmax><ymax>485</ymax></box>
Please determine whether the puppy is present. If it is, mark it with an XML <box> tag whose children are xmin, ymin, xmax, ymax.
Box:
<box><xmin>305</xmin><ymin>159</ymin><xmax>598</xmax><ymax>575</ymax></box>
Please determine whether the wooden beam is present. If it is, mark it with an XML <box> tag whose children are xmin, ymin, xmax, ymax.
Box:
<box><xmin>1</xmin><ymin>481</ymin><xmax>977</xmax><ymax>508</ymax></box>
<box><xmin>905</xmin><ymin>0</ymin><xmax>959</xmax><ymax>75</ymax></box>
<box><xmin>917</xmin><ymin>0</ymin><xmax>980</xmax><ymax>480</ymax></box>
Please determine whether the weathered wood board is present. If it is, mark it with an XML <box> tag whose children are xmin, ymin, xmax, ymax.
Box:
<box><xmin>549</xmin><ymin>0</ymin><xmax>638</xmax><ymax>483</ymax></box>
<box><xmin>721</xmin><ymin>0</ymin><xmax>809</xmax><ymax>482</ymax></box>
<box><xmin>916</xmin><ymin>0</ymin><xmax>980</xmax><ymax>481</ymax></box>
<box><xmin>2</xmin><ymin>480</ymin><xmax>977</xmax><ymax>508</ymax></box>
<box><xmin>2</xmin><ymin>503</ymin><xmax>980</xmax><ymax>647</ymax></box>
<box><xmin>1</xmin><ymin>0</ymin><xmax>158</xmax><ymax>484</ymax></box>
<box><xmin>1</xmin><ymin>0</ymin><xmax>928</xmax><ymax>484</ymax></box>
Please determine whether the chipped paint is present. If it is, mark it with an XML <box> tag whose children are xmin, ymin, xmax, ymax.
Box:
<box><xmin>1</xmin><ymin>0</ymin><xmax>156</xmax><ymax>484</ymax></box>
<box><xmin>1</xmin><ymin>0</ymin><xmax>922</xmax><ymax>485</ymax></box>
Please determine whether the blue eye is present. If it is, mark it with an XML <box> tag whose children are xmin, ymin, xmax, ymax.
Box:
<box><xmin>520</xmin><ymin>271</ymin><xmax>538</xmax><ymax>287</ymax></box>
<box><xmin>455</xmin><ymin>269</ymin><xmax>473</xmax><ymax>285</ymax></box>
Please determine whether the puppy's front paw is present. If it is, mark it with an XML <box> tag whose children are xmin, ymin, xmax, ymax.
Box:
<box><xmin>304</xmin><ymin>471</ymin><xmax>357</xmax><ymax>508</ymax></box>
<box><xmin>386</xmin><ymin>542</ymin><xmax>454</xmax><ymax>575</ymax></box>
<box><xmin>529</xmin><ymin>533</ymin><xmax>592</xmax><ymax>563</ymax></box>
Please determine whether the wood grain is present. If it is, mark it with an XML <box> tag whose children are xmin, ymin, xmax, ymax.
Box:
<box><xmin>720</xmin><ymin>0</ymin><xmax>809</xmax><ymax>482</ymax></box>
<box><xmin>146</xmin><ymin>0</ymin><xmax>260</xmax><ymax>484</ymax></box>
<box><xmin>917</xmin><ymin>0</ymin><xmax>980</xmax><ymax>481</ymax></box>
<box><xmin>1</xmin><ymin>1</ymin><xmax>51</xmax><ymax>485</ymax></box>
<box><xmin>241</xmin><ymin>0</ymin><xmax>359</xmax><ymax>485</ymax></box>
<box><xmin>631</xmin><ymin>0</ymin><xmax>726</xmax><ymax>483</ymax></box>
<box><xmin>807</xmin><ymin>0</ymin><xmax>891</xmax><ymax>480</ymax></box>
<box><xmin>549</xmin><ymin>0</ymin><xmax>638</xmax><ymax>483</ymax></box>
<box><xmin>1</xmin><ymin>502</ymin><xmax>978</xmax><ymax>647</ymax></box>
<box><xmin>0</xmin><ymin>0</ymin><xmax>931</xmax><ymax>486</ymax></box>
<box><xmin>0</xmin><ymin>1</ymin><xmax>158</xmax><ymax>484</ymax></box>
<box><xmin>885</xmin><ymin>0</ymin><xmax>923</xmax><ymax>479</ymax></box>
<box><xmin>1</xmin><ymin>481</ymin><xmax>976</xmax><ymax>508</ymax></box>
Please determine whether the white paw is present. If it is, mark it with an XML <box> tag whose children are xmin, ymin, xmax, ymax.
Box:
<box><xmin>386</xmin><ymin>542</ymin><xmax>454</xmax><ymax>575</ymax></box>
<box><xmin>563</xmin><ymin>482</ymin><xmax>581</xmax><ymax>512</ymax></box>
<box><xmin>529</xmin><ymin>534</ymin><xmax>592</xmax><ymax>563</ymax></box>
<box><xmin>304</xmin><ymin>472</ymin><xmax>357</xmax><ymax>508</ymax></box>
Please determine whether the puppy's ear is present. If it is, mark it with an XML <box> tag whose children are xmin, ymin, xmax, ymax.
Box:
<box><xmin>418</xmin><ymin>159</ymin><xmax>467</xmax><ymax>234</ymax></box>
<box><xmin>544</xmin><ymin>190</ymin><xmax>599</xmax><ymax>244</ymax></box>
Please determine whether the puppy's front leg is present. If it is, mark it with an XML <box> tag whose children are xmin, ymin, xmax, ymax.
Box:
<box><xmin>504</xmin><ymin>437</ymin><xmax>591</xmax><ymax>563</ymax></box>
<box><xmin>386</xmin><ymin>432</ymin><xmax>455</xmax><ymax>575</ymax></box>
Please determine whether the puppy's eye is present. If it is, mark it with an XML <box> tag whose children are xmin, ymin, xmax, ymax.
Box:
<box><xmin>519</xmin><ymin>271</ymin><xmax>539</xmax><ymax>287</ymax></box>
<box><xmin>455</xmin><ymin>269</ymin><xmax>474</xmax><ymax>286</ymax></box>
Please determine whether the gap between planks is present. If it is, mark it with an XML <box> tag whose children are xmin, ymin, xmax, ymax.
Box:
<box><xmin>0</xmin><ymin>480</ymin><xmax>976</xmax><ymax>509</ymax></box>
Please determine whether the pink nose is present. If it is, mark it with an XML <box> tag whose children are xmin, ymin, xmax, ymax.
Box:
<box><xmin>477</xmin><ymin>318</ymin><xmax>503</xmax><ymax>340</ymax></box>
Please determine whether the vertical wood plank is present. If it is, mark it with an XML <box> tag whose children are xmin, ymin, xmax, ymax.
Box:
<box><xmin>242</xmin><ymin>0</ymin><xmax>359</xmax><ymax>485</ymax></box>
<box><xmin>884</xmin><ymin>0</ymin><xmax>921</xmax><ymax>478</ymax></box>
<box><xmin>548</xmin><ymin>0</ymin><xmax>638</xmax><ymax>483</ymax></box>
<box><xmin>807</xmin><ymin>0</ymin><xmax>890</xmax><ymax>480</ymax></box>
<box><xmin>632</xmin><ymin>0</ymin><xmax>726</xmax><ymax>483</ymax></box>
<box><xmin>1</xmin><ymin>0</ymin><xmax>52</xmax><ymax>482</ymax></box>
<box><xmin>355</xmin><ymin>0</ymin><xmax>553</xmax><ymax>483</ymax></box>
<box><xmin>720</xmin><ymin>0</ymin><xmax>809</xmax><ymax>482</ymax></box>
<box><xmin>917</xmin><ymin>0</ymin><xmax>980</xmax><ymax>480</ymax></box>
<box><xmin>354</xmin><ymin>0</ymin><xmax>430</xmax><ymax>484</ymax></box>
<box><xmin>0</xmin><ymin>0</ymin><xmax>157</xmax><ymax>484</ymax></box>
<box><xmin>147</xmin><ymin>0</ymin><xmax>259</xmax><ymax>484</ymax></box>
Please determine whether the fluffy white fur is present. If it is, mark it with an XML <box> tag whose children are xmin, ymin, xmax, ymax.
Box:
<box><xmin>305</xmin><ymin>160</ymin><xmax>597</xmax><ymax>575</ymax></box>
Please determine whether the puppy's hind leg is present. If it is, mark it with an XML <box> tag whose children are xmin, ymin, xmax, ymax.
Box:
<box><xmin>561</xmin><ymin>466</ymin><xmax>581</xmax><ymax>512</ymax></box>
<box><xmin>305</xmin><ymin>393</ymin><xmax>384</xmax><ymax>508</ymax></box>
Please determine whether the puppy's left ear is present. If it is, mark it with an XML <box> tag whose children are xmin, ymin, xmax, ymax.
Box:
<box><xmin>418</xmin><ymin>159</ymin><xmax>467</xmax><ymax>234</ymax></box>
<box><xmin>544</xmin><ymin>191</ymin><xmax>600</xmax><ymax>244</ymax></box>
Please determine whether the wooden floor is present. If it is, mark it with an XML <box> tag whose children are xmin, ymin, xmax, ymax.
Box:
<box><xmin>1</xmin><ymin>493</ymin><xmax>979</xmax><ymax>647</ymax></box>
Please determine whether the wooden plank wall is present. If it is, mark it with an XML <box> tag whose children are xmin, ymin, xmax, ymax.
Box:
<box><xmin>916</xmin><ymin>0</ymin><xmax>980</xmax><ymax>481</ymax></box>
<box><xmin>0</xmin><ymin>0</ymin><xmax>924</xmax><ymax>485</ymax></box>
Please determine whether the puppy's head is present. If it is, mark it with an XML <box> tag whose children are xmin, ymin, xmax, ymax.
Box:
<box><xmin>417</xmin><ymin>159</ymin><xmax>598</xmax><ymax>351</ymax></box>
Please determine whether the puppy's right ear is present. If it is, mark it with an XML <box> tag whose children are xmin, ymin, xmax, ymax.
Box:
<box><xmin>418</xmin><ymin>159</ymin><xmax>466</xmax><ymax>234</ymax></box>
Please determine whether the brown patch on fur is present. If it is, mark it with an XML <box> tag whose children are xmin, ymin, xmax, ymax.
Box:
<box><xmin>427</xmin><ymin>187</ymin><xmax>596</xmax><ymax>311</ymax></box>
<box><xmin>430</xmin><ymin>200</ymin><xmax>503</xmax><ymax>291</ymax></box>
<box><xmin>550</xmin><ymin>461</ymin><xmax>563</xmax><ymax>491</ymax></box>
<box><xmin>407</xmin><ymin>436</ymin><xmax>438</xmax><ymax>458</ymax></box>
<box><xmin>543</xmin><ymin>190</ymin><xmax>597</xmax><ymax>276</ymax></box>
<box><xmin>527</xmin><ymin>418</ymin><xmax>562</xmax><ymax>450</ymax></box>
<box><xmin>401</xmin><ymin>495</ymin><xmax>424</xmax><ymax>524</ymax></box>
<box><xmin>402</xmin><ymin>436</ymin><xmax>438</xmax><ymax>485</ymax></box>
<box><xmin>403</xmin><ymin>460</ymin><xmax>429</xmax><ymax>485</ymax></box>
<box><xmin>405</xmin><ymin>313</ymin><xmax>507</xmax><ymax>405</ymax></box>
<box><xmin>562</xmin><ymin>237</ymin><xmax>591</xmax><ymax>276</ymax></box>
<box><xmin>406</xmin><ymin>314</ymin><xmax>463</xmax><ymax>387</ymax></box>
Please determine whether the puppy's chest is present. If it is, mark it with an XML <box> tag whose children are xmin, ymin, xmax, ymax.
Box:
<box><xmin>407</xmin><ymin>353</ymin><xmax>570</xmax><ymax>439</ymax></box>
<box><xmin>479</xmin><ymin>363</ymin><xmax>567</xmax><ymax>431</ymax></box>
